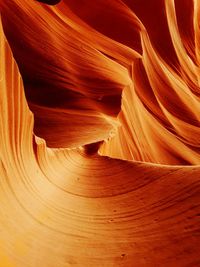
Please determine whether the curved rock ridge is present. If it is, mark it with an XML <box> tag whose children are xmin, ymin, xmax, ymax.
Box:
<box><xmin>1</xmin><ymin>0</ymin><xmax>200</xmax><ymax>164</ymax></box>
<box><xmin>0</xmin><ymin>1</ymin><xmax>200</xmax><ymax>267</ymax></box>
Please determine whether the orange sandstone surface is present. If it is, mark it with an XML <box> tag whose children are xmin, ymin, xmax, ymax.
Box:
<box><xmin>0</xmin><ymin>0</ymin><xmax>200</xmax><ymax>266</ymax></box>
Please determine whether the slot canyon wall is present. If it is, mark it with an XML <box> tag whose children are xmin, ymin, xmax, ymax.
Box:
<box><xmin>0</xmin><ymin>0</ymin><xmax>200</xmax><ymax>266</ymax></box>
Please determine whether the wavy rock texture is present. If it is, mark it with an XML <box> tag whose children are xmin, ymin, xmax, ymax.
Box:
<box><xmin>0</xmin><ymin>0</ymin><xmax>200</xmax><ymax>266</ymax></box>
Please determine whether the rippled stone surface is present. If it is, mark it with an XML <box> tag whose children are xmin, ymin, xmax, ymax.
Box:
<box><xmin>0</xmin><ymin>1</ymin><xmax>200</xmax><ymax>266</ymax></box>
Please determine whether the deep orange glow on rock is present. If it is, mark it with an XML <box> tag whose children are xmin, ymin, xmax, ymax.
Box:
<box><xmin>0</xmin><ymin>0</ymin><xmax>200</xmax><ymax>266</ymax></box>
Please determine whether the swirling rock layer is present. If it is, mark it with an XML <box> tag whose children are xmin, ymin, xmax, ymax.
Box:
<box><xmin>0</xmin><ymin>1</ymin><xmax>200</xmax><ymax>266</ymax></box>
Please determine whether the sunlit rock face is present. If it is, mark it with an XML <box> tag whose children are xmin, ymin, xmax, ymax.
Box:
<box><xmin>0</xmin><ymin>0</ymin><xmax>200</xmax><ymax>266</ymax></box>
